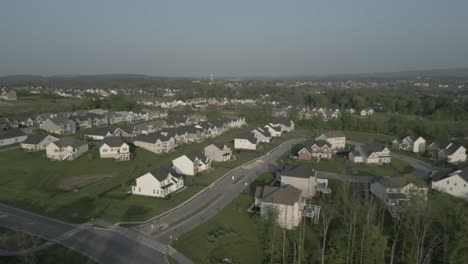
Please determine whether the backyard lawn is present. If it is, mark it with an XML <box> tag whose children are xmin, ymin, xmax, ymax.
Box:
<box><xmin>344</xmin><ymin>131</ymin><xmax>394</xmax><ymax>143</ymax></box>
<box><xmin>351</xmin><ymin>158</ymin><xmax>413</xmax><ymax>177</ymax></box>
<box><xmin>281</xmin><ymin>155</ymin><xmax>347</xmax><ymax>174</ymax></box>
<box><xmin>0</xmin><ymin>127</ymin><xmax>299</xmax><ymax>223</ymax></box>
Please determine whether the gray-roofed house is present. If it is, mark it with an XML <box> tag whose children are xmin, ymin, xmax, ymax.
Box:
<box><xmin>21</xmin><ymin>134</ymin><xmax>59</xmax><ymax>151</ymax></box>
<box><xmin>234</xmin><ymin>132</ymin><xmax>258</xmax><ymax>150</ymax></box>
<box><xmin>315</xmin><ymin>131</ymin><xmax>346</xmax><ymax>151</ymax></box>
<box><xmin>298</xmin><ymin>140</ymin><xmax>332</xmax><ymax>160</ymax></box>
<box><xmin>172</xmin><ymin>152</ymin><xmax>212</xmax><ymax>176</ymax></box>
<box><xmin>432</xmin><ymin>167</ymin><xmax>468</xmax><ymax>200</ymax></box>
<box><xmin>251</xmin><ymin>127</ymin><xmax>272</xmax><ymax>143</ymax></box>
<box><xmin>254</xmin><ymin>185</ymin><xmax>304</xmax><ymax>230</ymax></box>
<box><xmin>0</xmin><ymin>128</ymin><xmax>27</xmax><ymax>147</ymax></box>
<box><xmin>99</xmin><ymin>137</ymin><xmax>130</xmax><ymax>160</ymax></box>
<box><xmin>349</xmin><ymin>144</ymin><xmax>391</xmax><ymax>164</ymax></box>
<box><xmin>278</xmin><ymin>165</ymin><xmax>329</xmax><ymax>198</ymax></box>
<box><xmin>131</xmin><ymin>166</ymin><xmax>184</xmax><ymax>198</ymax></box>
<box><xmin>204</xmin><ymin>143</ymin><xmax>232</xmax><ymax>162</ymax></box>
<box><xmin>133</xmin><ymin>132</ymin><xmax>176</xmax><ymax>154</ymax></box>
<box><xmin>370</xmin><ymin>176</ymin><xmax>428</xmax><ymax>207</ymax></box>
<box><xmin>437</xmin><ymin>143</ymin><xmax>466</xmax><ymax>164</ymax></box>
<box><xmin>84</xmin><ymin>127</ymin><xmax>115</xmax><ymax>140</ymax></box>
<box><xmin>1</xmin><ymin>90</ymin><xmax>16</xmax><ymax>100</ymax></box>
<box><xmin>270</xmin><ymin>119</ymin><xmax>295</xmax><ymax>132</ymax></box>
<box><xmin>46</xmin><ymin>137</ymin><xmax>88</xmax><ymax>160</ymax></box>
<box><xmin>40</xmin><ymin>117</ymin><xmax>76</xmax><ymax>134</ymax></box>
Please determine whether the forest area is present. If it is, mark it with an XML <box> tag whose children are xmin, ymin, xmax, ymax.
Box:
<box><xmin>259</xmin><ymin>181</ymin><xmax>468</xmax><ymax>264</ymax></box>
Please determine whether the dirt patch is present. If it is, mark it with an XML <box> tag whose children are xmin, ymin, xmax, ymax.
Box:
<box><xmin>57</xmin><ymin>174</ymin><xmax>114</xmax><ymax>191</ymax></box>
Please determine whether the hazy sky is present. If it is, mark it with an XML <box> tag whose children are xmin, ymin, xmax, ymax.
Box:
<box><xmin>1</xmin><ymin>0</ymin><xmax>468</xmax><ymax>77</ymax></box>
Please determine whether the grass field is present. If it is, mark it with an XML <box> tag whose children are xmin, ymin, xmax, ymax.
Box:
<box><xmin>344</xmin><ymin>130</ymin><xmax>394</xmax><ymax>143</ymax></box>
<box><xmin>0</xmin><ymin>127</ymin><xmax>301</xmax><ymax>223</ymax></box>
<box><xmin>0</xmin><ymin>96</ymin><xmax>81</xmax><ymax>116</ymax></box>
<box><xmin>281</xmin><ymin>154</ymin><xmax>347</xmax><ymax>174</ymax></box>
<box><xmin>351</xmin><ymin>158</ymin><xmax>413</xmax><ymax>177</ymax></box>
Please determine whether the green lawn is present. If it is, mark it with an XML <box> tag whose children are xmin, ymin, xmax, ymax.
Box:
<box><xmin>172</xmin><ymin>173</ymin><xmax>275</xmax><ymax>264</ymax></box>
<box><xmin>0</xmin><ymin>96</ymin><xmax>81</xmax><ymax>116</ymax></box>
<box><xmin>0</xmin><ymin>126</ymin><xmax>296</xmax><ymax>223</ymax></box>
<box><xmin>393</xmin><ymin>149</ymin><xmax>434</xmax><ymax>164</ymax></box>
<box><xmin>351</xmin><ymin>159</ymin><xmax>412</xmax><ymax>177</ymax></box>
<box><xmin>282</xmin><ymin>155</ymin><xmax>347</xmax><ymax>174</ymax></box>
<box><xmin>344</xmin><ymin>131</ymin><xmax>394</xmax><ymax>143</ymax></box>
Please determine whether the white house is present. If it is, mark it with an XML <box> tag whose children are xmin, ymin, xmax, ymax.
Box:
<box><xmin>360</xmin><ymin>108</ymin><xmax>375</xmax><ymax>116</ymax></box>
<box><xmin>271</xmin><ymin>119</ymin><xmax>295</xmax><ymax>132</ymax></box>
<box><xmin>204</xmin><ymin>143</ymin><xmax>232</xmax><ymax>162</ymax></box>
<box><xmin>279</xmin><ymin>165</ymin><xmax>329</xmax><ymax>198</ymax></box>
<box><xmin>172</xmin><ymin>152</ymin><xmax>212</xmax><ymax>176</ymax></box>
<box><xmin>131</xmin><ymin>167</ymin><xmax>184</xmax><ymax>198</ymax></box>
<box><xmin>0</xmin><ymin>129</ymin><xmax>27</xmax><ymax>147</ymax></box>
<box><xmin>40</xmin><ymin>117</ymin><xmax>76</xmax><ymax>134</ymax></box>
<box><xmin>46</xmin><ymin>137</ymin><xmax>88</xmax><ymax>160</ymax></box>
<box><xmin>99</xmin><ymin>137</ymin><xmax>130</xmax><ymax>160</ymax></box>
<box><xmin>234</xmin><ymin>133</ymin><xmax>258</xmax><ymax>150</ymax></box>
<box><xmin>133</xmin><ymin>133</ymin><xmax>176</xmax><ymax>154</ymax></box>
<box><xmin>392</xmin><ymin>136</ymin><xmax>426</xmax><ymax>153</ymax></box>
<box><xmin>315</xmin><ymin>131</ymin><xmax>346</xmax><ymax>151</ymax></box>
<box><xmin>371</xmin><ymin>176</ymin><xmax>428</xmax><ymax>207</ymax></box>
<box><xmin>438</xmin><ymin>143</ymin><xmax>467</xmax><ymax>164</ymax></box>
<box><xmin>254</xmin><ymin>185</ymin><xmax>303</xmax><ymax>230</ymax></box>
<box><xmin>21</xmin><ymin>134</ymin><xmax>59</xmax><ymax>151</ymax></box>
<box><xmin>432</xmin><ymin>168</ymin><xmax>468</xmax><ymax>200</ymax></box>
<box><xmin>84</xmin><ymin>127</ymin><xmax>115</xmax><ymax>140</ymax></box>
<box><xmin>264</xmin><ymin>124</ymin><xmax>283</xmax><ymax>137</ymax></box>
<box><xmin>349</xmin><ymin>144</ymin><xmax>391</xmax><ymax>164</ymax></box>
<box><xmin>251</xmin><ymin>127</ymin><xmax>272</xmax><ymax>143</ymax></box>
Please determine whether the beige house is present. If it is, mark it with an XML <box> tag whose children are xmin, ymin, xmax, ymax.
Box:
<box><xmin>316</xmin><ymin>131</ymin><xmax>346</xmax><ymax>151</ymax></box>
<box><xmin>46</xmin><ymin>137</ymin><xmax>88</xmax><ymax>160</ymax></box>
<box><xmin>99</xmin><ymin>137</ymin><xmax>130</xmax><ymax>160</ymax></box>
<box><xmin>1</xmin><ymin>90</ymin><xmax>16</xmax><ymax>100</ymax></box>
<box><xmin>133</xmin><ymin>132</ymin><xmax>176</xmax><ymax>154</ymax></box>
<box><xmin>40</xmin><ymin>117</ymin><xmax>76</xmax><ymax>134</ymax></box>
<box><xmin>21</xmin><ymin>134</ymin><xmax>59</xmax><ymax>151</ymax></box>
<box><xmin>204</xmin><ymin>143</ymin><xmax>232</xmax><ymax>162</ymax></box>
<box><xmin>438</xmin><ymin>143</ymin><xmax>466</xmax><ymax>164</ymax></box>
<box><xmin>132</xmin><ymin>166</ymin><xmax>184</xmax><ymax>198</ymax></box>
<box><xmin>432</xmin><ymin>167</ymin><xmax>468</xmax><ymax>200</ymax></box>
<box><xmin>0</xmin><ymin>129</ymin><xmax>27</xmax><ymax>147</ymax></box>
<box><xmin>370</xmin><ymin>176</ymin><xmax>428</xmax><ymax>207</ymax></box>
<box><xmin>349</xmin><ymin>144</ymin><xmax>391</xmax><ymax>164</ymax></box>
<box><xmin>255</xmin><ymin>185</ymin><xmax>304</xmax><ymax>230</ymax></box>
<box><xmin>279</xmin><ymin>165</ymin><xmax>329</xmax><ymax>198</ymax></box>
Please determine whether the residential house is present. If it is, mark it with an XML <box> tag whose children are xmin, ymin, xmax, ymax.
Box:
<box><xmin>204</xmin><ymin>143</ymin><xmax>232</xmax><ymax>162</ymax></box>
<box><xmin>251</xmin><ymin>127</ymin><xmax>272</xmax><ymax>143</ymax></box>
<box><xmin>99</xmin><ymin>137</ymin><xmax>130</xmax><ymax>160</ymax></box>
<box><xmin>392</xmin><ymin>136</ymin><xmax>426</xmax><ymax>153</ymax></box>
<box><xmin>349</xmin><ymin>144</ymin><xmax>391</xmax><ymax>164</ymax></box>
<box><xmin>272</xmin><ymin>119</ymin><xmax>295</xmax><ymax>132</ymax></box>
<box><xmin>360</xmin><ymin>108</ymin><xmax>375</xmax><ymax>116</ymax></box>
<box><xmin>234</xmin><ymin>132</ymin><xmax>258</xmax><ymax>150</ymax></box>
<box><xmin>298</xmin><ymin>140</ymin><xmax>332</xmax><ymax>160</ymax></box>
<box><xmin>70</xmin><ymin>116</ymin><xmax>93</xmax><ymax>129</ymax></box>
<box><xmin>264</xmin><ymin>124</ymin><xmax>283</xmax><ymax>137</ymax></box>
<box><xmin>84</xmin><ymin>127</ymin><xmax>115</xmax><ymax>140</ymax></box>
<box><xmin>1</xmin><ymin>90</ymin><xmax>16</xmax><ymax>100</ymax></box>
<box><xmin>432</xmin><ymin>167</ymin><xmax>468</xmax><ymax>200</ymax></box>
<box><xmin>46</xmin><ymin>137</ymin><xmax>88</xmax><ymax>160</ymax></box>
<box><xmin>133</xmin><ymin>132</ymin><xmax>176</xmax><ymax>154</ymax></box>
<box><xmin>21</xmin><ymin>134</ymin><xmax>59</xmax><ymax>151</ymax></box>
<box><xmin>172</xmin><ymin>152</ymin><xmax>212</xmax><ymax>176</ymax></box>
<box><xmin>40</xmin><ymin>117</ymin><xmax>76</xmax><ymax>134</ymax></box>
<box><xmin>371</xmin><ymin>176</ymin><xmax>428</xmax><ymax>207</ymax></box>
<box><xmin>114</xmin><ymin>126</ymin><xmax>139</xmax><ymax>138</ymax></box>
<box><xmin>254</xmin><ymin>185</ymin><xmax>304</xmax><ymax>230</ymax></box>
<box><xmin>131</xmin><ymin>166</ymin><xmax>184</xmax><ymax>198</ymax></box>
<box><xmin>278</xmin><ymin>165</ymin><xmax>329</xmax><ymax>198</ymax></box>
<box><xmin>0</xmin><ymin>129</ymin><xmax>27</xmax><ymax>147</ymax></box>
<box><xmin>315</xmin><ymin>131</ymin><xmax>346</xmax><ymax>151</ymax></box>
<box><xmin>438</xmin><ymin>143</ymin><xmax>467</xmax><ymax>164</ymax></box>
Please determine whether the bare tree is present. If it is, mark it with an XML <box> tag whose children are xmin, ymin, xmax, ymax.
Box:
<box><xmin>320</xmin><ymin>196</ymin><xmax>335</xmax><ymax>264</ymax></box>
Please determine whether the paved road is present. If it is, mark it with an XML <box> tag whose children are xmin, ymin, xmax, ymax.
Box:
<box><xmin>137</xmin><ymin>138</ymin><xmax>306</xmax><ymax>248</ymax></box>
<box><xmin>0</xmin><ymin>203</ymin><xmax>168</xmax><ymax>264</ymax></box>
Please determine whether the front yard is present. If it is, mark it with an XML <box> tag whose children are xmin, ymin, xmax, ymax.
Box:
<box><xmin>281</xmin><ymin>154</ymin><xmax>347</xmax><ymax>174</ymax></box>
<box><xmin>351</xmin><ymin>158</ymin><xmax>413</xmax><ymax>177</ymax></box>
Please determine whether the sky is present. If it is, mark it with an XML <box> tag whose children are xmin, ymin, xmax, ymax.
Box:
<box><xmin>1</xmin><ymin>0</ymin><xmax>468</xmax><ymax>77</ymax></box>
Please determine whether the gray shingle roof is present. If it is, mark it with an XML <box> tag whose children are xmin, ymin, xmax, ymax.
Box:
<box><xmin>0</xmin><ymin>128</ymin><xmax>26</xmax><ymax>140</ymax></box>
<box><xmin>255</xmin><ymin>185</ymin><xmax>302</xmax><ymax>206</ymax></box>
<box><xmin>280</xmin><ymin>165</ymin><xmax>316</xmax><ymax>178</ymax></box>
<box><xmin>101</xmin><ymin>137</ymin><xmax>126</xmax><ymax>147</ymax></box>
<box><xmin>52</xmin><ymin>137</ymin><xmax>87</xmax><ymax>148</ymax></box>
<box><xmin>149</xmin><ymin>166</ymin><xmax>183</xmax><ymax>181</ymax></box>
<box><xmin>22</xmin><ymin>134</ymin><xmax>53</xmax><ymax>145</ymax></box>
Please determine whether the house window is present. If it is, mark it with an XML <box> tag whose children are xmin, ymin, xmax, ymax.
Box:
<box><xmin>103</xmin><ymin>149</ymin><xmax>108</xmax><ymax>153</ymax></box>
<box><xmin>450</xmin><ymin>187</ymin><xmax>452</xmax><ymax>191</ymax></box>
<box><xmin>139</xmin><ymin>187</ymin><xmax>141</xmax><ymax>192</ymax></box>
<box><xmin>454</xmin><ymin>182</ymin><xmax>457</xmax><ymax>186</ymax></box>
<box><xmin>153</xmin><ymin>189</ymin><xmax>155</xmax><ymax>194</ymax></box>
<box><xmin>464</xmin><ymin>184</ymin><xmax>467</xmax><ymax>188</ymax></box>
<box><xmin>447</xmin><ymin>180</ymin><xmax>450</xmax><ymax>184</ymax></box>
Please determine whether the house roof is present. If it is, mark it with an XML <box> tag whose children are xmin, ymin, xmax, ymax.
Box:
<box><xmin>134</xmin><ymin>132</ymin><xmax>172</xmax><ymax>143</ymax></box>
<box><xmin>435</xmin><ymin>167</ymin><xmax>468</xmax><ymax>182</ymax></box>
<box><xmin>49</xmin><ymin>117</ymin><xmax>74</xmax><ymax>126</ymax></box>
<box><xmin>372</xmin><ymin>176</ymin><xmax>426</xmax><ymax>188</ymax></box>
<box><xmin>85</xmin><ymin>127</ymin><xmax>114</xmax><ymax>136</ymax></box>
<box><xmin>321</xmin><ymin>131</ymin><xmax>345</xmax><ymax>138</ymax></box>
<box><xmin>186</xmin><ymin>151</ymin><xmax>210</xmax><ymax>164</ymax></box>
<box><xmin>443</xmin><ymin>143</ymin><xmax>465</xmax><ymax>155</ymax></box>
<box><xmin>280</xmin><ymin>165</ymin><xmax>316</xmax><ymax>178</ymax></box>
<box><xmin>236</xmin><ymin>132</ymin><xmax>257</xmax><ymax>144</ymax></box>
<box><xmin>149</xmin><ymin>166</ymin><xmax>183</xmax><ymax>181</ymax></box>
<box><xmin>101</xmin><ymin>137</ymin><xmax>126</xmax><ymax>148</ymax></box>
<box><xmin>255</xmin><ymin>185</ymin><xmax>302</xmax><ymax>206</ymax></box>
<box><xmin>52</xmin><ymin>137</ymin><xmax>87</xmax><ymax>148</ymax></box>
<box><xmin>22</xmin><ymin>134</ymin><xmax>54</xmax><ymax>144</ymax></box>
<box><xmin>306</xmin><ymin>139</ymin><xmax>331</xmax><ymax>148</ymax></box>
<box><xmin>358</xmin><ymin>143</ymin><xmax>387</xmax><ymax>157</ymax></box>
<box><xmin>0</xmin><ymin>128</ymin><xmax>26</xmax><ymax>140</ymax></box>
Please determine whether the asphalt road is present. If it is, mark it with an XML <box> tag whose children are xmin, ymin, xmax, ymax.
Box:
<box><xmin>138</xmin><ymin>138</ymin><xmax>306</xmax><ymax>244</ymax></box>
<box><xmin>0</xmin><ymin>203</ymin><xmax>168</xmax><ymax>264</ymax></box>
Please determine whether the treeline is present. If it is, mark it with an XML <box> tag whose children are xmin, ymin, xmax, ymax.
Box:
<box><xmin>257</xmin><ymin>182</ymin><xmax>468</xmax><ymax>264</ymax></box>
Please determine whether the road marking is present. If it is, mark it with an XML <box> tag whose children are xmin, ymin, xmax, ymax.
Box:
<box><xmin>115</xmin><ymin>228</ymin><xmax>168</xmax><ymax>253</ymax></box>
<box><xmin>53</xmin><ymin>226</ymin><xmax>86</xmax><ymax>243</ymax></box>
